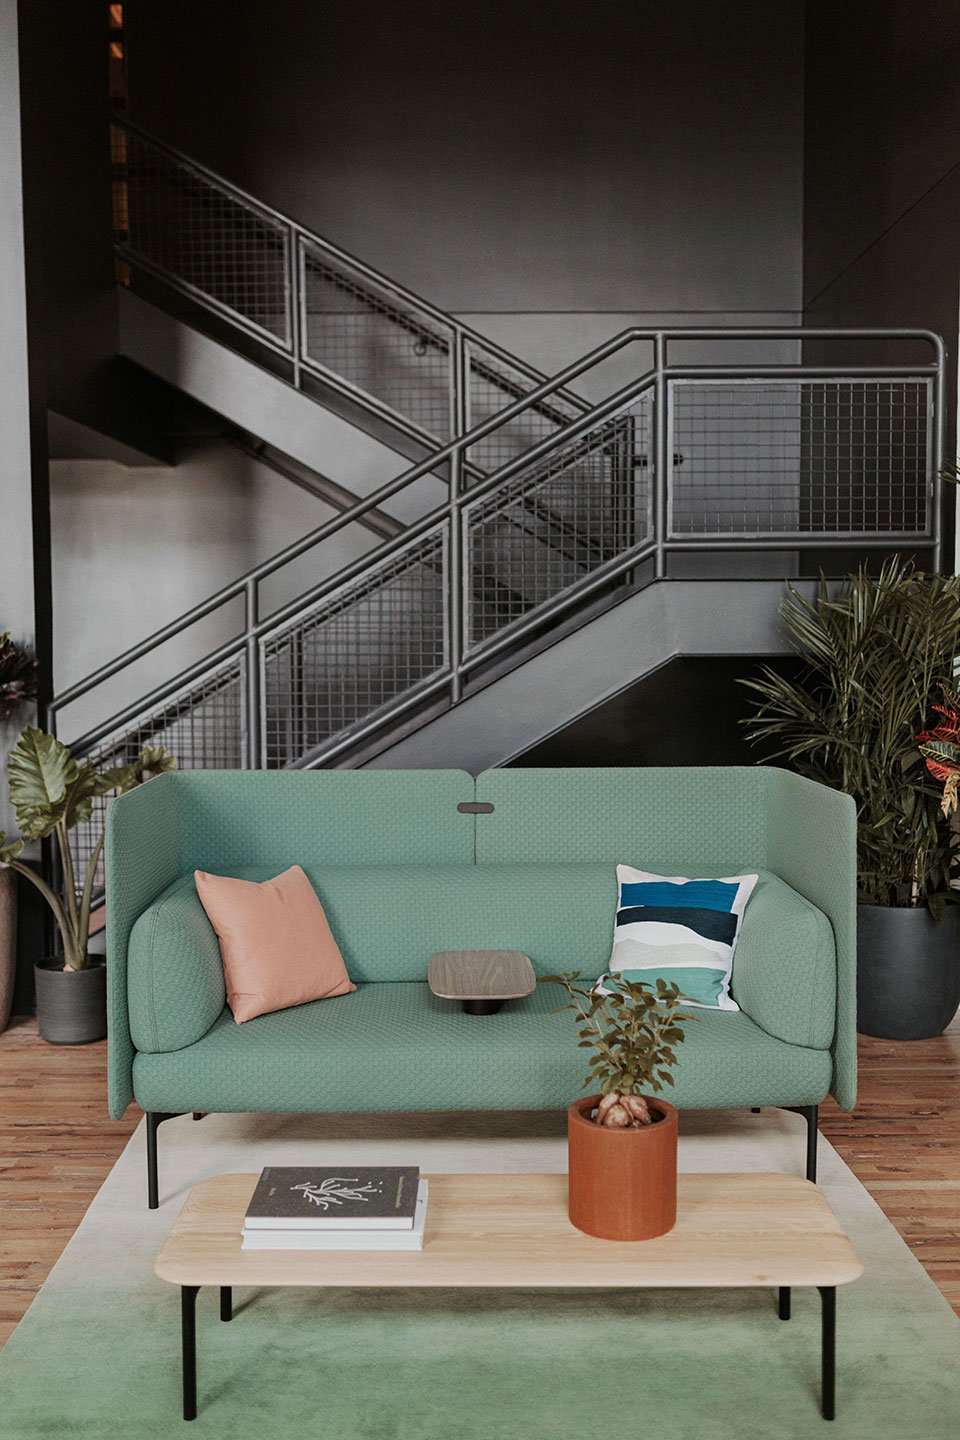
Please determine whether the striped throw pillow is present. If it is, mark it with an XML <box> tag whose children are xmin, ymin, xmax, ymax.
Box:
<box><xmin>602</xmin><ymin>865</ymin><xmax>758</xmax><ymax>1011</ymax></box>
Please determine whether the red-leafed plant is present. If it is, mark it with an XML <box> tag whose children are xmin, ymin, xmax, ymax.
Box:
<box><xmin>918</xmin><ymin>684</ymin><xmax>960</xmax><ymax>817</ymax></box>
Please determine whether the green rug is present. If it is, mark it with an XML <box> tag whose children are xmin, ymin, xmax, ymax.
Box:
<box><xmin>1</xmin><ymin>1108</ymin><xmax>958</xmax><ymax>1437</ymax></box>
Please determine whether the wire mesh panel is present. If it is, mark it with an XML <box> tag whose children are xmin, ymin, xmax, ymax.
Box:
<box><xmin>465</xmin><ymin>398</ymin><xmax>651</xmax><ymax>649</ymax></box>
<box><xmin>463</xmin><ymin>342</ymin><xmax>583</xmax><ymax>478</ymax></box>
<box><xmin>262</xmin><ymin>528</ymin><xmax>448</xmax><ymax>767</ymax></box>
<box><xmin>118</xmin><ymin>126</ymin><xmax>291</xmax><ymax>345</ymax></box>
<box><xmin>67</xmin><ymin>658</ymin><xmax>246</xmax><ymax>900</ymax></box>
<box><xmin>301</xmin><ymin>241</ymin><xmax>454</xmax><ymax>441</ymax></box>
<box><xmin>669</xmin><ymin>379</ymin><xmax>931</xmax><ymax>537</ymax></box>
<box><xmin>799</xmin><ymin>380</ymin><xmax>930</xmax><ymax>535</ymax></box>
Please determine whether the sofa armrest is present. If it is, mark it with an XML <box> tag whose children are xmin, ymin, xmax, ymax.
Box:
<box><xmin>105</xmin><ymin>773</ymin><xmax>186</xmax><ymax>1118</ymax></box>
<box><xmin>731</xmin><ymin>872</ymin><xmax>836</xmax><ymax>1050</ymax></box>
<box><xmin>762</xmin><ymin>768</ymin><xmax>858</xmax><ymax>1109</ymax></box>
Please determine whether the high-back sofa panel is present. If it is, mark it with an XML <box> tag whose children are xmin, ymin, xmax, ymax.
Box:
<box><xmin>475</xmin><ymin>767</ymin><xmax>767</xmax><ymax>870</ymax></box>
<box><xmin>105</xmin><ymin>766</ymin><xmax>857</xmax><ymax>1124</ymax></box>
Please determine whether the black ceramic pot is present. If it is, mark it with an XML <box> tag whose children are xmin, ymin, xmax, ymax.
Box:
<box><xmin>857</xmin><ymin>904</ymin><xmax>960</xmax><ymax>1040</ymax></box>
<box><xmin>34</xmin><ymin>956</ymin><xmax>107</xmax><ymax>1045</ymax></box>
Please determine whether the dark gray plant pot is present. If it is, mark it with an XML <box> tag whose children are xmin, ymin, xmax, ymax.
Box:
<box><xmin>34</xmin><ymin>957</ymin><xmax>107</xmax><ymax>1045</ymax></box>
<box><xmin>857</xmin><ymin>904</ymin><xmax>960</xmax><ymax>1040</ymax></box>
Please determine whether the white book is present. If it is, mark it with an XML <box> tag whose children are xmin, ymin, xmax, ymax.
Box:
<box><xmin>242</xmin><ymin>1180</ymin><xmax>429</xmax><ymax>1251</ymax></box>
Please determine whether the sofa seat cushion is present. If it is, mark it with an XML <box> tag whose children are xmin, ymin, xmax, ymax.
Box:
<box><xmin>127</xmin><ymin>864</ymin><xmax>834</xmax><ymax>1056</ymax></box>
<box><xmin>131</xmin><ymin>981</ymin><xmax>832</xmax><ymax>1116</ymax></box>
<box><xmin>128</xmin><ymin>863</ymin><xmax>617</xmax><ymax>1053</ymax></box>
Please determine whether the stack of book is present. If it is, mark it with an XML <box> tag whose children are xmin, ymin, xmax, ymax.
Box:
<box><xmin>241</xmin><ymin>1165</ymin><xmax>427</xmax><ymax>1250</ymax></box>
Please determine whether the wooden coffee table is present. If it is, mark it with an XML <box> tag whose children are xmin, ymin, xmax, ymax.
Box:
<box><xmin>427</xmin><ymin>949</ymin><xmax>536</xmax><ymax>1014</ymax></box>
<box><xmin>155</xmin><ymin>1171</ymin><xmax>862</xmax><ymax>1421</ymax></box>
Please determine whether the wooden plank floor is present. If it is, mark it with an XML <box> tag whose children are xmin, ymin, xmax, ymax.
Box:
<box><xmin>0</xmin><ymin>1013</ymin><xmax>958</xmax><ymax>1351</ymax></box>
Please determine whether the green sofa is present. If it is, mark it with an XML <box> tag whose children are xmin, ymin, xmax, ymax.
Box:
<box><xmin>104</xmin><ymin>766</ymin><xmax>857</xmax><ymax>1207</ymax></box>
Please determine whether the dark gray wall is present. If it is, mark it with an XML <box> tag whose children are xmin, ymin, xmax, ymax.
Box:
<box><xmin>125</xmin><ymin>0</ymin><xmax>806</xmax><ymax>317</ymax></box>
<box><xmin>3</xmin><ymin>0</ymin><xmax>54</xmax><ymax>1013</ymax></box>
<box><xmin>804</xmin><ymin>0</ymin><xmax>960</xmax><ymax>309</ymax></box>
<box><xmin>508</xmin><ymin>656</ymin><xmax>803</xmax><ymax>768</ymax></box>
<box><xmin>17</xmin><ymin>0</ymin><xmax>166</xmax><ymax>458</ymax></box>
<box><xmin>803</xmin><ymin>3</ymin><xmax>960</xmax><ymax>464</ymax></box>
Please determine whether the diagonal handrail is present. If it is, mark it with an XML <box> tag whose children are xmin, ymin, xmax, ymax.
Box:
<box><xmin>113</xmin><ymin>117</ymin><xmax>590</xmax><ymax>445</ymax></box>
<box><xmin>50</xmin><ymin>321</ymin><xmax>943</xmax><ymax>720</ymax></box>
<box><xmin>50</xmin><ymin>327</ymin><xmax>662</xmax><ymax>717</ymax></box>
<box><xmin>54</xmin><ymin>322</ymin><xmax>946</xmax><ymax>912</ymax></box>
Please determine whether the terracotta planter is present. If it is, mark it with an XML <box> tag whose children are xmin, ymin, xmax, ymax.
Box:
<box><xmin>0</xmin><ymin>868</ymin><xmax>15</xmax><ymax>1033</ymax></box>
<box><xmin>567</xmin><ymin>1094</ymin><xmax>678</xmax><ymax>1241</ymax></box>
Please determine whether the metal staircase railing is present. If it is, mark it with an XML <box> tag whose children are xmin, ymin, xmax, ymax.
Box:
<box><xmin>111</xmin><ymin>118</ymin><xmax>587</xmax><ymax>472</ymax></box>
<box><xmin>50</xmin><ymin>324</ymin><xmax>944</xmax><ymax>898</ymax></box>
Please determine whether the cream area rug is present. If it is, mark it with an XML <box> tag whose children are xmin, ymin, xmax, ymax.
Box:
<box><xmin>0</xmin><ymin>1106</ymin><xmax>958</xmax><ymax>1438</ymax></box>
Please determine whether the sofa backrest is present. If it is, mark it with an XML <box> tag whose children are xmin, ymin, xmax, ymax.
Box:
<box><xmin>126</xmin><ymin>860</ymin><xmax>837</xmax><ymax>1057</ymax></box>
<box><xmin>476</xmin><ymin>768</ymin><xmax>767</xmax><ymax>870</ymax></box>
<box><xmin>152</xmin><ymin>769</ymin><xmax>478</xmax><ymax>871</ymax></box>
<box><xmin>127</xmin><ymin>862</ymin><xmax>620</xmax><ymax>1052</ymax></box>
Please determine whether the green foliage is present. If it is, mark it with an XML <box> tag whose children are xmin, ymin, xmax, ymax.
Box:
<box><xmin>740</xmin><ymin>559</ymin><xmax>960</xmax><ymax>913</ymax></box>
<box><xmin>1</xmin><ymin>727</ymin><xmax>176</xmax><ymax>970</ymax></box>
<box><xmin>0</xmin><ymin>632</ymin><xmax>37</xmax><ymax>723</ymax></box>
<box><xmin>541</xmin><ymin>970</ymin><xmax>695</xmax><ymax>1097</ymax></box>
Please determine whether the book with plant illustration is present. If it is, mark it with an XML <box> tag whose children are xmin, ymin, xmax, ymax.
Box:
<box><xmin>244</xmin><ymin>1166</ymin><xmax>420</xmax><ymax>1229</ymax></box>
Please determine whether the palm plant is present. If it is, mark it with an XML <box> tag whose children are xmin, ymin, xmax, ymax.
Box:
<box><xmin>740</xmin><ymin>558</ymin><xmax>960</xmax><ymax>915</ymax></box>
<box><xmin>0</xmin><ymin>727</ymin><xmax>176</xmax><ymax>970</ymax></box>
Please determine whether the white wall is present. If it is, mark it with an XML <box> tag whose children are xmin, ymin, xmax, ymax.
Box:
<box><xmin>51</xmin><ymin>441</ymin><xmax>376</xmax><ymax>743</ymax></box>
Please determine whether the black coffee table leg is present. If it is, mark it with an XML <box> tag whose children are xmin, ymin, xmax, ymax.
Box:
<box><xmin>220</xmin><ymin>1286</ymin><xmax>232</xmax><ymax>1322</ymax></box>
<box><xmin>818</xmin><ymin>1285</ymin><xmax>836</xmax><ymax>1420</ymax></box>
<box><xmin>181</xmin><ymin>1285</ymin><xmax>199</xmax><ymax>1421</ymax></box>
<box><xmin>778</xmin><ymin>1286</ymin><xmax>791</xmax><ymax>1320</ymax></box>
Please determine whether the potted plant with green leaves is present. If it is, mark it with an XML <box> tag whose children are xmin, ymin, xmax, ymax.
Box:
<box><xmin>0</xmin><ymin>726</ymin><xmax>175</xmax><ymax>1044</ymax></box>
<box><xmin>741</xmin><ymin>558</ymin><xmax>960</xmax><ymax>1040</ymax></box>
<box><xmin>542</xmin><ymin>970</ymin><xmax>693</xmax><ymax>1240</ymax></box>
<box><xmin>0</xmin><ymin>632</ymin><xmax>39</xmax><ymax>1032</ymax></box>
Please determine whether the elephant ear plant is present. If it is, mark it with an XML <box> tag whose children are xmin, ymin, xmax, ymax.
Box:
<box><xmin>542</xmin><ymin>970</ymin><xmax>694</xmax><ymax>1127</ymax></box>
<box><xmin>0</xmin><ymin>727</ymin><xmax>176</xmax><ymax>971</ymax></box>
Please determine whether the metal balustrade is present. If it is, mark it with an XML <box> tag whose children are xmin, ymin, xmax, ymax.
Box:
<box><xmin>52</xmin><ymin>325</ymin><xmax>943</xmax><ymax>780</ymax></box>
<box><xmin>55</xmin><ymin>117</ymin><xmax>946</xmax><ymax>896</ymax></box>
<box><xmin>113</xmin><ymin>119</ymin><xmax>589</xmax><ymax>461</ymax></box>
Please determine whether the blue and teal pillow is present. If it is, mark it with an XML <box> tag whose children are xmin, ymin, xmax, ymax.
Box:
<box><xmin>601</xmin><ymin>865</ymin><xmax>758</xmax><ymax>1011</ymax></box>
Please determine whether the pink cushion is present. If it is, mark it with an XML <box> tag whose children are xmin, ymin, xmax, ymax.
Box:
<box><xmin>194</xmin><ymin>865</ymin><xmax>355</xmax><ymax>1023</ymax></box>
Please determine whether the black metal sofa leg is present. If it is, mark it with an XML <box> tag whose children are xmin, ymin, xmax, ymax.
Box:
<box><xmin>779</xmin><ymin>1104</ymin><xmax>819</xmax><ymax>1184</ymax></box>
<box><xmin>147</xmin><ymin>1111</ymin><xmax>183</xmax><ymax>1209</ymax></box>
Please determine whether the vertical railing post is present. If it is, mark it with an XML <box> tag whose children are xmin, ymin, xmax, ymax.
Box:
<box><xmin>244</xmin><ymin>579</ymin><xmax>262</xmax><ymax>768</ymax></box>
<box><xmin>288</xmin><ymin>227</ymin><xmax>302</xmax><ymax>389</ymax></box>
<box><xmin>452</xmin><ymin>327</ymin><xmax>468</xmax><ymax>439</ymax></box>
<box><xmin>932</xmin><ymin>339</ymin><xmax>945</xmax><ymax>573</ymax></box>
<box><xmin>448</xmin><ymin>444</ymin><xmax>464</xmax><ymax>704</ymax></box>
<box><xmin>654</xmin><ymin>332</ymin><xmax>668</xmax><ymax>577</ymax></box>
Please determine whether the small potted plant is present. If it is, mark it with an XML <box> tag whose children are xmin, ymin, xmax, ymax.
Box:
<box><xmin>0</xmin><ymin>726</ymin><xmax>175</xmax><ymax>1044</ymax></box>
<box><xmin>542</xmin><ymin>970</ymin><xmax>693</xmax><ymax>1241</ymax></box>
